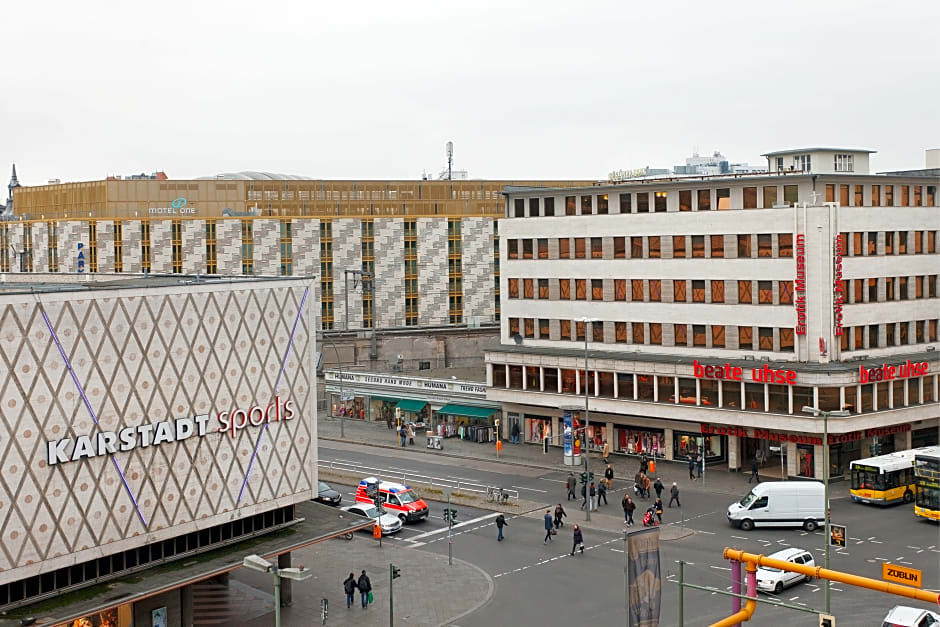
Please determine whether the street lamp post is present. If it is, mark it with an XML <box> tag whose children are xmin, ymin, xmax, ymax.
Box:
<box><xmin>243</xmin><ymin>554</ymin><xmax>312</xmax><ymax>627</ymax></box>
<box><xmin>579</xmin><ymin>317</ymin><xmax>599</xmax><ymax>522</ymax></box>
<box><xmin>801</xmin><ymin>405</ymin><xmax>850</xmax><ymax>615</ymax></box>
<box><xmin>320</xmin><ymin>333</ymin><xmax>346</xmax><ymax>439</ymax></box>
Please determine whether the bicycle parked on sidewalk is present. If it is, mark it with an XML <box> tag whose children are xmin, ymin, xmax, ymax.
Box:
<box><xmin>486</xmin><ymin>486</ymin><xmax>510</xmax><ymax>504</ymax></box>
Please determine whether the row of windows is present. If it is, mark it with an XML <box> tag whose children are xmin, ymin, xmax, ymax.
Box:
<box><xmin>511</xmin><ymin>183</ymin><xmax>937</xmax><ymax>218</ymax></box>
<box><xmin>508</xmin><ymin>318</ymin><xmax>797</xmax><ymax>352</ymax></box>
<box><xmin>841</xmin><ymin>320</ymin><xmax>940</xmax><ymax>351</ymax></box>
<box><xmin>508</xmin><ymin>233</ymin><xmax>794</xmax><ymax>260</ymax></box>
<box><xmin>842</xmin><ymin>275</ymin><xmax>939</xmax><ymax>303</ymax></box>
<box><xmin>321</xmin><ymin>219</ymin><xmax>334</xmax><ymax>329</ymax></box>
<box><xmin>509</xmin><ymin>278</ymin><xmax>802</xmax><ymax>305</ymax></box>
<box><xmin>448</xmin><ymin>218</ymin><xmax>463</xmax><ymax>324</ymax></box>
<box><xmin>840</xmin><ymin>230</ymin><xmax>938</xmax><ymax>256</ymax></box>
<box><xmin>490</xmin><ymin>364</ymin><xmax>938</xmax><ymax>413</ymax></box>
<box><xmin>404</xmin><ymin>219</ymin><xmax>418</xmax><ymax>326</ymax></box>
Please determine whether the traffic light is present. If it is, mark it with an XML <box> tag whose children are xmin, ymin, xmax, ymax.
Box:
<box><xmin>449</xmin><ymin>508</ymin><xmax>457</xmax><ymax>521</ymax></box>
<box><xmin>442</xmin><ymin>509</ymin><xmax>450</xmax><ymax>523</ymax></box>
<box><xmin>819</xmin><ymin>614</ymin><xmax>834</xmax><ymax>627</ymax></box>
<box><xmin>580</xmin><ymin>471</ymin><xmax>595</xmax><ymax>484</ymax></box>
<box><xmin>391</xmin><ymin>564</ymin><xmax>401</xmax><ymax>580</ymax></box>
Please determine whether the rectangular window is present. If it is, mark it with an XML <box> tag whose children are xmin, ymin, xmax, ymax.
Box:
<box><xmin>763</xmin><ymin>186</ymin><xmax>777</xmax><ymax>208</ymax></box>
<box><xmin>559</xmin><ymin>279</ymin><xmax>571</xmax><ymax>300</ymax></box>
<box><xmin>649</xmin><ymin>280</ymin><xmax>662</xmax><ymax>302</ymax></box>
<box><xmin>632</xmin><ymin>279</ymin><xmax>645</xmax><ymax>301</ymax></box>
<box><xmin>712</xmin><ymin>325</ymin><xmax>726</xmax><ymax>348</ymax></box>
<box><xmin>509</xmin><ymin>318</ymin><xmax>519</xmax><ymax>336</ymax></box>
<box><xmin>852</xmin><ymin>232</ymin><xmax>862</xmax><ymax>256</ymax></box>
<box><xmin>885</xmin><ymin>232</ymin><xmax>894</xmax><ymax>254</ymax></box>
<box><xmin>205</xmin><ymin>220</ymin><xmax>217</xmax><ymax>274</ymax></box>
<box><xmin>544</xmin><ymin>197</ymin><xmax>555</xmax><ymax>216</ymax></box>
<box><xmin>89</xmin><ymin>222</ymin><xmax>98</xmax><ymax>272</ymax></box>
<box><xmin>779</xmin><ymin>280</ymin><xmax>793</xmax><ymax>304</ymax></box>
<box><xmin>674</xmin><ymin>324</ymin><xmax>687</xmax><ymax>345</ymax></box>
<box><xmin>738</xmin><ymin>280</ymin><xmax>752</xmax><ymax>304</ymax></box>
<box><xmin>614</xmin><ymin>237</ymin><xmax>626</xmax><ymax>258</ymax></box>
<box><xmin>566</xmin><ymin>196</ymin><xmax>576</xmax><ymax>216</ymax></box>
<box><xmin>928</xmin><ymin>186</ymin><xmax>936</xmax><ymax>206</ymax></box>
<box><xmin>574</xmin><ymin>238</ymin><xmax>585</xmax><ymax>259</ymax></box>
<box><xmin>886</xmin><ymin>323</ymin><xmax>896</xmax><ymax>346</ymax></box>
<box><xmin>241</xmin><ymin>220</ymin><xmax>253</xmax><ymax>275</ymax></box>
<box><xmin>869</xmin><ymin>324</ymin><xmax>880</xmax><ymax>347</ymax></box>
<box><xmin>710</xmin><ymin>235</ymin><xmax>724</xmax><ymax>258</ymax></box>
<box><xmin>673</xmin><ymin>235</ymin><xmax>685</xmax><ymax>258</ymax></box>
<box><xmin>758</xmin><ymin>327</ymin><xmax>774</xmax><ymax>350</ymax></box>
<box><xmin>654</xmin><ymin>191</ymin><xmax>667</xmax><ymax>212</ymax></box>
<box><xmin>514</xmin><ymin>198</ymin><xmax>525</xmax><ymax>217</ymax></box>
<box><xmin>692</xmin><ymin>280</ymin><xmax>705</xmax><ymax>303</ymax></box>
<box><xmin>743</xmin><ymin>187</ymin><xmax>757</xmax><ymax>209</ymax></box>
<box><xmin>539</xmin><ymin>318</ymin><xmax>550</xmax><ymax>338</ymax></box>
<box><xmin>591</xmin><ymin>279</ymin><xmax>603</xmax><ymax>300</ymax></box>
<box><xmin>852</xmin><ymin>278</ymin><xmax>863</xmax><ymax>303</ymax></box>
<box><xmin>648</xmin><ymin>236</ymin><xmax>661</xmax><ymax>258</ymax></box>
<box><xmin>886</xmin><ymin>277</ymin><xmax>895</xmax><ymax>300</ymax></box>
<box><xmin>538</xmin><ymin>238</ymin><xmax>549</xmax><ymax>259</ymax></box>
<box><xmin>522</xmin><ymin>239</ymin><xmax>533</xmax><ymax>259</ymax></box>
<box><xmin>716</xmin><ymin>188</ymin><xmax>731</xmax><ymax>210</ymax></box>
<box><xmin>679</xmin><ymin>190</ymin><xmax>692</xmax><ymax>211</ymax></box>
<box><xmin>692</xmin><ymin>235</ymin><xmax>705</xmax><ymax>258</ymax></box>
<box><xmin>508</xmin><ymin>278</ymin><xmax>519</xmax><ymax>298</ymax></box>
<box><xmin>901</xmin><ymin>185</ymin><xmax>910</xmax><ymax>206</ymax></box>
<box><xmin>591</xmin><ymin>237</ymin><xmax>603</xmax><ymax>258</ymax></box>
<box><xmin>619</xmin><ymin>193</ymin><xmax>632</xmax><ymax>213</ymax></box>
<box><xmin>929</xmin><ymin>231</ymin><xmax>937</xmax><ymax>253</ymax></box>
<box><xmin>575</xmin><ymin>279</ymin><xmax>587</xmax><ymax>300</ymax></box>
<box><xmin>524</xmin><ymin>318</ymin><xmax>535</xmax><ymax>338</ymax></box>
<box><xmin>825</xmin><ymin>184</ymin><xmax>835</xmax><ymax>203</ymax></box>
<box><xmin>631</xmin><ymin>237</ymin><xmax>643</xmax><ymax>258</ymax></box>
<box><xmin>508</xmin><ymin>239</ymin><xmax>518</xmax><ymax>259</ymax></box>
<box><xmin>692</xmin><ymin>325</ymin><xmax>706</xmax><ymax>347</ymax></box>
<box><xmin>855</xmin><ymin>185</ymin><xmax>864</xmax><ymax>206</ymax></box>
<box><xmin>898</xmin><ymin>233</ymin><xmax>907</xmax><ymax>254</ymax></box>
<box><xmin>673</xmin><ymin>279</ymin><xmax>687</xmax><ymax>302</ymax></box>
<box><xmin>615</xmin><ymin>322</ymin><xmax>628</xmax><ymax>343</ymax></box>
<box><xmin>929</xmin><ymin>275</ymin><xmax>937</xmax><ymax>298</ymax></box>
<box><xmin>915</xmin><ymin>320</ymin><xmax>925</xmax><ymax>343</ymax></box>
<box><xmin>915</xmin><ymin>275</ymin><xmax>924</xmax><ymax>298</ymax></box>
<box><xmin>280</xmin><ymin>220</ymin><xmax>293</xmax><ymax>275</ymax></box>
<box><xmin>598</xmin><ymin>194</ymin><xmax>608</xmax><ymax>214</ymax></box>
<box><xmin>576</xmin><ymin>320</ymin><xmax>586</xmax><ymax>341</ymax></box>
<box><xmin>778</xmin><ymin>233</ymin><xmax>793</xmax><ymax>257</ymax></box>
<box><xmin>636</xmin><ymin>193</ymin><xmax>649</xmax><ymax>213</ymax></box>
<box><xmin>561</xmin><ymin>319</ymin><xmax>572</xmax><ymax>339</ymax></box>
<box><xmin>840</xmin><ymin>185</ymin><xmax>850</xmax><ymax>207</ymax></box>
<box><xmin>930</xmin><ymin>319</ymin><xmax>938</xmax><ymax>342</ymax></box>
<box><xmin>739</xmin><ymin>326</ymin><xmax>753</xmax><ymax>349</ymax></box>
<box><xmin>757</xmin><ymin>234</ymin><xmax>772</xmax><ymax>257</ymax></box>
<box><xmin>737</xmin><ymin>234</ymin><xmax>751</xmax><ymax>258</ymax></box>
<box><xmin>914</xmin><ymin>231</ymin><xmax>924</xmax><ymax>254</ymax></box>
<box><xmin>559</xmin><ymin>238</ymin><xmax>570</xmax><ymax>259</ymax></box>
<box><xmin>649</xmin><ymin>324</ymin><xmax>662</xmax><ymax>345</ymax></box>
<box><xmin>758</xmin><ymin>281</ymin><xmax>773</xmax><ymax>304</ymax></box>
<box><xmin>632</xmin><ymin>322</ymin><xmax>645</xmax><ymax>344</ymax></box>
<box><xmin>899</xmin><ymin>321</ymin><xmax>908</xmax><ymax>344</ymax></box>
<box><xmin>784</xmin><ymin>185</ymin><xmax>799</xmax><ymax>206</ymax></box>
<box><xmin>581</xmin><ymin>195</ymin><xmax>592</xmax><ymax>215</ymax></box>
<box><xmin>780</xmin><ymin>328</ymin><xmax>794</xmax><ymax>352</ymax></box>
<box><xmin>589</xmin><ymin>322</ymin><xmax>603</xmax><ymax>343</ymax></box>
<box><xmin>538</xmin><ymin>278</ymin><xmax>549</xmax><ymax>299</ymax></box>
<box><xmin>529</xmin><ymin>198</ymin><xmax>540</xmax><ymax>216</ymax></box>
<box><xmin>867</xmin><ymin>231</ymin><xmax>877</xmax><ymax>255</ymax></box>
<box><xmin>872</xmin><ymin>184</ymin><xmax>880</xmax><ymax>206</ymax></box>
<box><xmin>711</xmin><ymin>280</ymin><xmax>725</xmax><ymax>303</ymax></box>
<box><xmin>615</xmin><ymin>279</ymin><xmax>627</xmax><ymax>301</ymax></box>
<box><xmin>697</xmin><ymin>189</ymin><xmax>711</xmax><ymax>211</ymax></box>
<box><xmin>885</xmin><ymin>185</ymin><xmax>894</xmax><ymax>206</ymax></box>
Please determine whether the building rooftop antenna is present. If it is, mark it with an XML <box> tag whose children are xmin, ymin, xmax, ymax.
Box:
<box><xmin>446</xmin><ymin>141</ymin><xmax>454</xmax><ymax>181</ymax></box>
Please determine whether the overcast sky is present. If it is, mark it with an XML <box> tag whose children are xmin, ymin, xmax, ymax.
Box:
<box><xmin>2</xmin><ymin>0</ymin><xmax>938</xmax><ymax>185</ymax></box>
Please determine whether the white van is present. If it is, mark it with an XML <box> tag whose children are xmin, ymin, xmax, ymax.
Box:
<box><xmin>727</xmin><ymin>481</ymin><xmax>825</xmax><ymax>531</ymax></box>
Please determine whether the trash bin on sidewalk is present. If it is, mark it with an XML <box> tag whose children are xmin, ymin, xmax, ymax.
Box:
<box><xmin>427</xmin><ymin>434</ymin><xmax>443</xmax><ymax>450</ymax></box>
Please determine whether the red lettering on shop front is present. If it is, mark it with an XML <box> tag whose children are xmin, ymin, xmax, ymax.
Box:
<box><xmin>859</xmin><ymin>361</ymin><xmax>929</xmax><ymax>383</ymax></box>
<box><xmin>701</xmin><ymin>422</ymin><xmax>911</xmax><ymax>447</ymax></box>
<box><xmin>693</xmin><ymin>360</ymin><xmax>797</xmax><ymax>386</ymax></box>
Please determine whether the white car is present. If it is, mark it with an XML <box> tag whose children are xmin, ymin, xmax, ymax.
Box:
<box><xmin>882</xmin><ymin>605</ymin><xmax>940</xmax><ymax>627</ymax></box>
<box><xmin>341</xmin><ymin>504</ymin><xmax>403</xmax><ymax>535</ymax></box>
<box><xmin>755</xmin><ymin>548</ymin><xmax>814</xmax><ymax>594</ymax></box>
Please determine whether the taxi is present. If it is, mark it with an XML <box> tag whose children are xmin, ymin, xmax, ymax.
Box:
<box><xmin>355</xmin><ymin>477</ymin><xmax>430</xmax><ymax>524</ymax></box>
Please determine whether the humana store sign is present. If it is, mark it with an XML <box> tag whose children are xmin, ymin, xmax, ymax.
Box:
<box><xmin>47</xmin><ymin>397</ymin><xmax>296</xmax><ymax>466</ymax></box>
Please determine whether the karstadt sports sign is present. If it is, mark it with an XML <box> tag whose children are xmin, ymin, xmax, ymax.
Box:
<box><xmin>47</xmin><ymin>397</ymin><xmax>296</xmax><ymax>466</ymax></box>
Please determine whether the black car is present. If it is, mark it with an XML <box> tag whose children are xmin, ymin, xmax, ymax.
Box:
<box><xmin>313</xmin><ymin>481</ymin><xmax>343</xmax><ymax>506</ymax></box>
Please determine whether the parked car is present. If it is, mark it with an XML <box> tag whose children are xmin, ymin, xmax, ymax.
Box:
<box><xmin>727</xmin><ymin>481</ymin><xmax>824</xmax><ymax>531</ymax></box>
<box><xmin>313</xmin><ymin>481</ymin><xmax>342</xmax><ymax>506</ymax></box>
<box><xmin>341</xmin><ymin>504</ymin><xmax>403</xmax><ymax>535</ymax></box>
<box><xmin>882</xmin><ymin>605</ymin><xmax>940</xmax><ymax>627</ymax></box>
<box><xmin>355</xmin><ymin>477</ymin><xmax>429</xmax><ymax>523</ymax></box>
<box><xmin>755</xmin><ymin>548</ymin><xmax>815</xmax><ymax>595</ymax></box>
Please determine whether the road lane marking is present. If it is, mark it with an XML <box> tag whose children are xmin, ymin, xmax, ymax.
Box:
<box><xmin>789</xmin><ymin>596</ymin><xmax>799</xmax><ymax>601</ymax></box>
<box><xmin>512</xmin><ymin>485</ymin><xmax>548</xmax><ymax>493</ymax></box>
<box><xmin>710</xmin><ymin>566</ymin><xmax>730</xmax><ymax>571</ymax></box>
<box><xmin>539</xmin><ymin>477</ymin><xmax>566</xmax><ymax>483</ymax></box>
<box><xmin>408</xmin><ymin>513</ymin><xmax>500</xmax><ymax>540</ymax></box>
<box><xmin>731</xmin><ymin>536</ymin><xmax>748</xmax><ymax>540</ymax></box>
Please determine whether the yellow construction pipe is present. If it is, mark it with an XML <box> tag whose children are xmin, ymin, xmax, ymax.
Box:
<box><xmin>723</xmin><ymin>548</ymin><xmax>940</xmax><ymax>605</ymax></box>
<box><xmin>710</xmin><ymin>561</ymin><xmax>758</xmax><ymax>627</ymax></box>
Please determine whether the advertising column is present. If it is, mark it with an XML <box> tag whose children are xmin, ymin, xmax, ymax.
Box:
<box><xmin>563</xmin><ymin>409</ymin><xmax>581</xmax><ymax>466</ymax></box>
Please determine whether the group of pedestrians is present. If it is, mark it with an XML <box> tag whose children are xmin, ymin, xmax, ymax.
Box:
<box><xmin>398</xmin><ymin>423</ymin><xmax>415</xmax><ymax>447</ymax></box>
<box><xmin>342</xmin><ymin>570</ymin><xmax>373</xmax><ymax>609</ymax></box>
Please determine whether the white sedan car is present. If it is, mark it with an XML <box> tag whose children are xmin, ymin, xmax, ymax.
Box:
<box><xmin>756</xmin><ymin>548</ymin><xmax>815</xmax><ymax>594</ymax></box>
<box><xmin>341</xmin><ymin>504</ymin><xmax>403</xmax><ymax>535</ymax></box>
<box><xmin>882</xmin><ymin>605</ymin><xmax>940</xmax><ymax>627</ymax></box>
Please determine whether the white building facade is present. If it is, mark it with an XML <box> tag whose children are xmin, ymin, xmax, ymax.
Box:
<box><xmin>486</xmin><ymin>149</ymin><xmax>939</xmax><ymax>479</ymax></box>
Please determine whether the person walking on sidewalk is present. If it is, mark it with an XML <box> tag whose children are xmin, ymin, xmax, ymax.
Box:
<box><xmin>669</xmin><ymin>482</ymin><xmax>681</xmax><ymax>508</ymax></box>
<box><xmin>654</xmin><ymin>497</ymin><xmax>664</xmax><ymax>523</ymax></box>
<box><xmin>688</xmin><ymin>456</ymin><xmax>696</xmax><ymax>480</ymax></box>
<box><xmin>697</xmin><ymin>452</ymin><xmax>704</xmax><ymax>478</ymax></box>
<box><xmin>654</xmin><ymin>477</ymin><xmax>664</xmax><ymax>500</ymax></box>
<box><xmin>554</xmin><ymin>504</ymin><xmax>567</xmax><ymax>529</ymax></box>
<box><xmin>580</xmin><ymin>482</ymin><xmax>588</xmax><ymax>510</ymax></box>
<box><xmin>640</xmin><ymin>453</ymin><xmax>649</xmax><ymax>475</ymax></box>
<box><xmin>634</xmin><ymin>470</ymin><xmax>643</xmax><ymax>497</ymax></box>
<box><xmin>357</xmin><ymin>570</ymin><xmax>372</xmax><ymax>609</ymax></box>
<box><xmin>567</xmin><ymin>473</ymin><xmax>577</xmax><ymax>501</ymax></box>
<box><xmin>407</xmin><ymin>423</ymin><xmax>415</xmax><ymax>446</ymax></box>
<box><xmin>343</xmin><ymin>573</ymin><xmax>357</xmax><ymax>609</ymax></box>
<box><xmin>642</xmin><ymin>475</ymin><xmax>651</xmax><ymax>500</ymax></box>
<box><xmin>511</xmin><ymin>422</ymin><xmax>520</xmax><ymax>444</ymax></box>
<box><xmin>603</xmin><ymin>440</ymin><xmax>611</xmax><ymax>464</ymax></box>
<box><xmin>589</xmin><ymin>481</ymin><xmax>597</xmax><ymax>511</ymax></box>
<box><xmin>623</xmin><ymin>494</ymin><xmax>636</xmax><ymax>526</ymax></box>
<box><xmin>543</xmin><ymin>510</ymin><xmax>554</xmax><ymax>544</ymax></box>
<box><xmin>496</xmin><ymin>514</ymin><xmax>507</xmax><ymax>541</ymax></box>
<box><xmin>749</xmin><ymin>457</ymin><xmax>760</xmax><ymax>483</ymax></box>
<box><xmin>571</xmin><ymin>524</ymin><xmax>584</xmax><ymax>556</ymax></box>
<box><xmin>597</xmin><ymin>478</ymin><xmax>608</xmax><ymax>506</ymax></box>
<box><xmin>399</xmin><ymin>426</ymin><xmax>406</xmax><ymax>448</ymax></box>
<box><xmin>604</xmin><ymin>464</ymin><xmax>614</xmax><ymax>489</ymax></box>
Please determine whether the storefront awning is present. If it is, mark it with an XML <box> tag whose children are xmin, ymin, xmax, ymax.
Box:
<box><xmin>396</xmin><ymin>399</ymin><xmax>427</xmax><ymax>412</ymax></box>
<box><xmin>370</xmin><ymin>396</ymin><xmax>403</xmax><ymax>403</ymax></box>
<box><xmin>437</xmin><ymin>404</ymin><xmax>496</xmax><ymax>418</ymax></box>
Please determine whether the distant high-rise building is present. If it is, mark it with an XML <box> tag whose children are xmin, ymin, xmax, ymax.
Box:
<box><xmin>673</xmin><ymin>150</ymin><xmax>766</xmax><ymax>176</ymax></box>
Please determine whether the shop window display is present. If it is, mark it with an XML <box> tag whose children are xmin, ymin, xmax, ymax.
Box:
<box><xmin>723</xmin><ymin>380</ymin><xmax>741</xmax><ymax>408</ymax></box>
<box><xmin>526</xmin><ymin>416</ymin><xmax>552</xmax><ymax>443</ymax></box>
<box><xmin>797</xmin><ymin>445</ymin><xmax>815</xmax><ymax>478</ymax></box>
<box><xmin>674</xmin><ymin>432</ymin><xmax>724</xmax><ymax>461</ymax></box>
<box><xmin>699</xmin><ymin>378</ymin><xmax>717</xmax><ymax>406</ymax></box>
<box><xmin>676</xmin><ymin>378</ymin><xmax>698</xmax><ymax>405</ymax></box>
<box><xmin>618</xmin><ymin>428</ymin><xmax>665</xmax><ymax>457</ymax></box>
<box><xmin>636</xmin><ymin>375</ymin><xmax>654</xmax><ymax>402</ymax></box>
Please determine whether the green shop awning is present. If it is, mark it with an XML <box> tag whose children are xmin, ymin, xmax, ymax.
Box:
<box><xmin>396</xmin><ymin>399</ymin><xmax>427</xmax><ymax>412</ymax></box>
<box><xmin>370</xmin><ymin>396</ymin><xmax>403</xmax><ymax>403</ymax></box>
<box><xmin>437</xmin><ymin>404</ymin><xmax>496</xmax><ymax>419</ymax></box>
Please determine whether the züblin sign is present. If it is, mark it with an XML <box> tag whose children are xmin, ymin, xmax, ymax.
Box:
<box><xmin>149</xmin><ymin>197</ymin><xmax>196</xmax><ymax>216</ymax></box>
<box><xmin>46</xmin><ymin>397</ymin><xmax>296</xmax><ymax>466</ymax></box>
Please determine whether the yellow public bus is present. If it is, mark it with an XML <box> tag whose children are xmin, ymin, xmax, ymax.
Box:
<box><xmin>849</xmin><ymin>448</ymin><xmax>926</xmax><ymax>505</ymax></box>
<box><xmin>913</xmin><ymin>446</ymin><xmax>940</xmax><ymax>521</ymax></box>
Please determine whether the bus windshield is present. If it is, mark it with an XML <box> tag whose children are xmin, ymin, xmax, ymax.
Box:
<box><xmin>851</xmin><ymin>467</ymin><xmax>884</xmax><ymax>491</ymax></box>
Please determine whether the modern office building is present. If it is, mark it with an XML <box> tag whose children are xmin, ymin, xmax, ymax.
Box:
<box><xmin>2</xmin><ymin>175</ymin><xmax>591</xmax><ymax>330</ymax></box>
<box><xmin>486</xmin><ymin>147</ymin><xmax>939</xmax><ymax>479</ymax></box>
<box><xmin>0</xmin><ymin>276</ymin><xmax>323</xmax><ymax>620</ymax></box>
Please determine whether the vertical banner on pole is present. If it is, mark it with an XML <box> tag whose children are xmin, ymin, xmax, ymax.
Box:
<box><xmin>628</xmin><ymin>527</ymin><xmax>662</xmax><ymax>627</ymax></box>
<box><xmin>563</xmin><ymin>411</ymin><xmax>573</xmax><ymax>457</ymax></box>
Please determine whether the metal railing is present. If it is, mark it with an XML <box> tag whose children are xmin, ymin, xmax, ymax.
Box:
<box><xmin>317</xmin><ymin>458</ymin><xmax>519</xmax><ymax>502</ymax></box>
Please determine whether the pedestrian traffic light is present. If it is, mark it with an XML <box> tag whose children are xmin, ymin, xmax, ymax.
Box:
<box><xmin>449</xmin><ymin>508</ymin><xmax>457</xmax><ymax>520</ymax></box>
<box><xmin>580</xmin><ymin>471</ymin><xmax>595</xmax><ymax>484</ymax></box>
<box><xmin>443</xmin><ymin>509</ymin><xmax>450</xmax><ymax>523</ymax></box>
<box><xmin>391</xmin><ymin>564</ymin><xmax>401</xmax><ymax>580</ymax></box>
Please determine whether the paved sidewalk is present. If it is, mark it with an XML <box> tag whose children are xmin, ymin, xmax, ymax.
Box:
<box><xmin>318</xmin><ymin>416</ymin><xmax>851</xmax><ymax>499</ymax></box>
<box><xmin>231</xmin><ymin>533</ymin><xmax>492</xmax><ymax>627</ymax></box>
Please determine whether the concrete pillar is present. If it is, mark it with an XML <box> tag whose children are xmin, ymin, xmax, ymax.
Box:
<box><xmin>180</xmin><ymin>584</ymin><xmax>194</xmax><ymax>627</ymax></box>
<box><xmin>606</xmin><ymin>421</ymin><xmax>614</xmax><ymax>451</ymax></box>
<box><xmin>486</xmin><ymin>363</ymin><xmax>493</xmax><ymax>387</ymax></box>
<box><xmin>664</xmin><ymin>428</ymin><xmax>674</xmax><ymax>459</ymax></box>
<box><xmin>786</xmin><ymin>441</ymin><xmax>798</xmax><ymax>478</ymax></box>
<box><xmin>278</xmin><ymin>552</ymin><xmax>292</xmax><ymax>606</ymax></box>
<box><xmin>895</xmin><ymin>430</ymin><xmax>912</xmax><ymax>451</ymax></box>
<box><xmin>814</xmin><ymin>443</ymin><xmax>825</xmax><ymax>479</ymax></box>
<box><xmin>727</xmin><ymin>435</ymin><xmax>739</xmax><ymax>470</ymax></box>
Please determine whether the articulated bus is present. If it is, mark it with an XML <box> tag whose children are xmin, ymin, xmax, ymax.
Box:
<box><xmin>849</xmin><ymin>448</ymin><xmax>934</xmax><ymax>505</ymax></box>
<box><xmin>913</xmin><ymin>446</ymin><xmax>940</xmax><ymax>521</ymax></box>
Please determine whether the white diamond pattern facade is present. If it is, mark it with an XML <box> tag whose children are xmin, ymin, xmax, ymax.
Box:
<box><xmin>0</xmin><ymin>280</ymin><xmax>317</xmax><ymax>585</ymax></box>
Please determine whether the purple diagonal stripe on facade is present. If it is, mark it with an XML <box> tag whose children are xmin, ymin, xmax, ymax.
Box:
<box><xmin>40</xmin><ymin>309</ymin><xmax>148</xmax><ymax>527</ymax></box>
<box><xmin>237</xmin><ymin>286</ymin><xmax>310</xmax><ymax>505</ymax></box>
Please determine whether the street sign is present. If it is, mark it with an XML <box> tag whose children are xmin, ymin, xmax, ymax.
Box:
<box><xmin>882</xmin><ymin>562</ymin><xmax>922</xmax><ymax>588</ymax></box>
<box><xmin>829</xmin><ymin>523</ymin><xmax>846</xmax><ymax>548</ymax></box>
<box><xmin>818</xmin><ymin>613</ymin><xmax>834</xmax><ymax>627</ymax></box>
